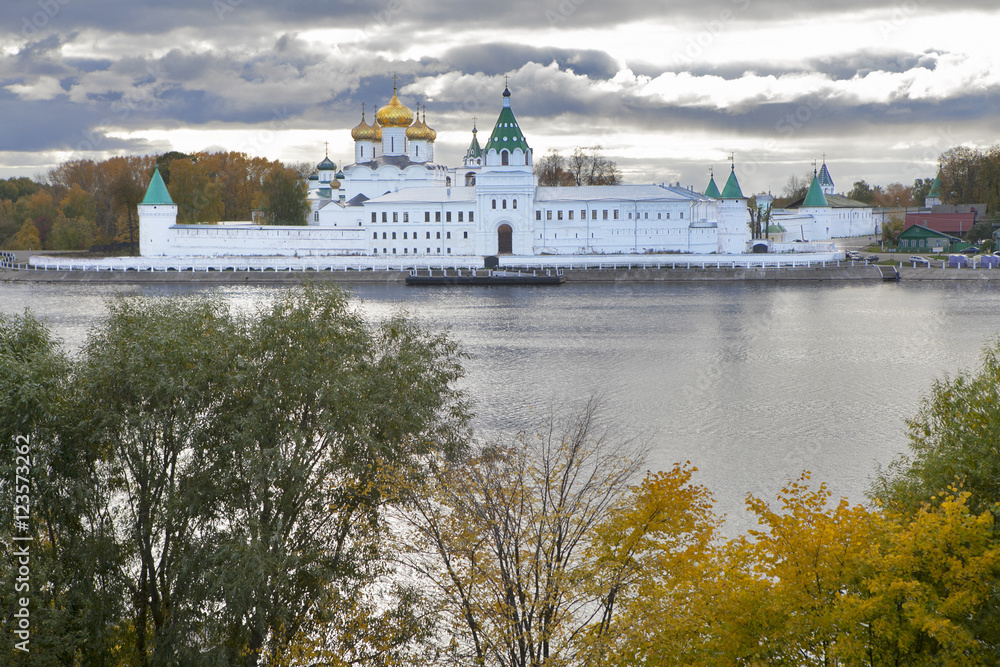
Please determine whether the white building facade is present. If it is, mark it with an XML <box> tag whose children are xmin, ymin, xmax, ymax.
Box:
<box><xmin>140</xmin><ymin>85</ymin><xmax>752</xmax><ymax>258</ymax></box>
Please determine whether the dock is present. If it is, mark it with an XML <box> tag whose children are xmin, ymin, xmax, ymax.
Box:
<box><xmin>405</xmin><ymin>268</ymin><xmax>565</xmax><ymax>286</ymax></box>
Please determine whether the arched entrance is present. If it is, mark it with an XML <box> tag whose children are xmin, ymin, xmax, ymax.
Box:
<box><xmin>497</xmin><ymin>224</ymin><xmax>513</xmax><ymax>255</ymax></box>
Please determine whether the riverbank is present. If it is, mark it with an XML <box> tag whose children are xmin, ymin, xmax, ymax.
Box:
<box><xmin>6</xmin><ymin>264</ymin><xmax>1000</xmax><ymax>283</ymax></box>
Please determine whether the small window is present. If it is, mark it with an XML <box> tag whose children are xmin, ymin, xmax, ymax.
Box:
<box><xmin>557</xmin><ymin>210</ymin><xmax>563</xmax><ymax>220</ymax></box>
<box><xmin>446</xmin><ymin>212</ymin><xmax>452</xmax><ymax>222</ymax></box>
<box><xmin>546</xmin><ymin>211</ymin><xmax>552</xmax><ymax>220</ymax></box>
<box><xmin>469</xmin><ymin>212</ymin><xmax>474</xmax><ymax>222</ymax></box>
<box><xmin>424</xmin><ymin>212</ymin><xmax>430</xmax><ymax>222</ymax></box>
<box><xmin>613</xmin><ymin>210</ymin><xmax>619</xmax><ymax>220</ymax></box>
<box><xmin>680</xmin><ymin>212</ymin><xmax>684</xmax><ymax>219</ymax></box>
<box><xmin>502</xmin><ymin>199</ymin><xmax>507</xmax><ymax>209</ymax></box>
<box><xmin>447</xmin><ymin>248</ymin><xmax>452</xmax><ymax>254</ymax></box>
<box><xmin>314</xmin><ymin>212</ymin><xmax>319</xmax><ymax>222</ymax></box>
<box><xmin>501</xmin><ymin>150</ymin><xmax>509</xmax><ymax>166</ymax></box>
<box><xmin>458</xmin><ymin>212</ymin><xmax>464</xmax><ymax>222</ymax></box>
<box><xmin>645</xmin><ymin>212</ymin><xmax>648</xmax><ymax>219</ymax></box>
<box><xmin>426</xmin><ymin>248</ymin><xmax>430</xmax><ymax>253</ymax></box>
<box><xmin>569</xmin><ymin>210</ymin><xmax>574</xmax><ymax>220</ymax></box>
<box><xmin>403</xmin><ymin>232</ymin><xmax>408</xmax><ymax>239</ymax></box>
<box><xmin>392</xmin><ymin>232</ymin><xmax>396</xmax><ymax>239</ymax></box>
<box><xmin>463</xmin><ymin>231</ymin><xmax>468</xmax><ymax>239</ymax></box>
<box><xmin>392</xmin><ymin>248</ymin><xmax>396</xmax><ymax>254</ymax></box>
<box><xmin>393</xmin><ymin>212</ymin><xmax>398</xmax><ymax>223</ymax></box>
<box><xmin>602</xmin><ymin>210</ymin><xmax>608</xmax><ymax>220</ymax></box>
<box><xmin>492</xmin><ymin>199</ymin><xmax>497</xmax><ymax>209</ymax></box>
<box><xmin>658</xmin><ymin>213</ymin><xmax>662</xmax><ymax>220</ymax></box>
<box><xmin>373</xmin><ymin>232</ymin><xmax>378</xmax><ymax>239</ymax></box>
<box><xmin>435</xmin><ymin>212</ymin><xmax>441</xmax><ymax>222</ymax></box>
<box><xmin>403</xmin><ymin>212</ymin><xmax>409</xmax><ymax>223</ymax></box>
<box><xmin>382</xmin><ymin>232</ymin><xmax>386</xmax><ymax>239</ymax></box>
<box><xmin>446</xmin><ymin>232</ymin><xmax>451</xmax><ymax>239</ymax></box>
<box><xmin>371</xmin><ymin>212</ymin><xmax>377</xmax><ymax>223</ymax></box>
<box><xmin>581</xmin><ymin>209</ymin><xmax>586</xmax><ymax>219</ymax></box>
<box><xmin>382</xmin><ymin>212</ymin><xmax>387</xmax><ymax>223</ymax></box>
<box><xmin>404</xmin><ymin>248</ymin><xmax>408</xmax><ymax>253</ymax></box>
<box><xmin>591</xmin><ymin>210</ymin><xmax>597</xmax><ymax>220</ymax></box>
<box><xmin>628</xmin><ymin>212</ymin><xmax>632</xmax><ymax>219</ymax></box>
<box><xmin>512</xmin><ymin>199</ymin><xmax>517</xmax><ymax>209</ymax></box>
<box><xmin>436</xmin><ymin>231</ymin><xmax>440</xmax><ymax>239</ymax></box>
<box><xmin>536</xmin><ymin>211</ymin><xmax>541</xmax><ymax>220</ymax></box>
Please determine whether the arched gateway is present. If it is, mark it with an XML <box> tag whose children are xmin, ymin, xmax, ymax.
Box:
<box><xmin>497</xmin><ymin>224</ymin><xmax>513</xmax><ymax>254</ymax></box>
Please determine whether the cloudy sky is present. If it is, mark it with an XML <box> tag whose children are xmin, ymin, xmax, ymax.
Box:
<box><xmin>2</xmin><ymin>0</ymin><xmax>998</xmax><ymax>194</ymax></box>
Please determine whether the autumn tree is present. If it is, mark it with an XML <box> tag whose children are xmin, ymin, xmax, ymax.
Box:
<box><xmin>394</xmin><ymin>399</ymin><xmax>649</xmax><ymax>667</ymax></box>
<box><xmin>535</xmin><ymin>149</ymin><xmax>576</xmax><ymax>186</ymax></box>
<box><xmin>568</xmin><ymin>146</ymin><xmax>622</xmax><ymax>186</ymax></box>
<box><xmin>848</xmin><ymin>179</ymin><xmax>881</xmax><ymax>204</ymax></box>
<box><xmin>872</xmin><ymin>182</ymin><xmax>914</xmax><ymax>208</ymax></box>
<box><xmin>257</xmin><ymin>165</ymin><xmax>309</xmax><ymax>225</ymax></box>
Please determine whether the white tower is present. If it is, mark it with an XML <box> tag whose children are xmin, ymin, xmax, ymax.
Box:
<box><xmin>139</xmin><ymin>166</ymin><xmax>178</xmax><ymax>257</ymax></box>
<box><xmin>716</xmin><ymin>164</ymin><xmax>751</xmax><ymax>254</ymax></box>
<box><xmin>475</xmin><ymin>85</ymin><xmax>536</xmax><ymax>256</ymax></box>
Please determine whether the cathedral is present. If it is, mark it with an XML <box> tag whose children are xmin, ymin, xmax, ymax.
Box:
<box><xmin>140</xmin><ymin>84</ymin><xmax>753</xmax><ymax>258</ymax></box>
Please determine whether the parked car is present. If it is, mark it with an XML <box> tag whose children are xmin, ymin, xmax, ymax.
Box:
<box><xmin>864</xmin><ymin>255</ymin><xmax>881</xmax><ymax>263</ymax></box>
<box><xmin>909</xmin><ymin>255</ymin><xmax>930</xmax><ymax>266</ymax></box>
<box><xmin>961</xmin><ymin>246</ymin><xmax>980</xmax><ymax>256</ymax></box>
<box><xmin>845</xmin><ymin>251</ymin><xmax>862</xmax><ymax>260</ymax></box>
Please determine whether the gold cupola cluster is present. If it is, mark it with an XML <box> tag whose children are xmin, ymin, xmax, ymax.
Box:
<box><xmin>350</xmin><ymin>105</ymin><xmax>380</xmax><ymax>142</ymax></box>
<box><xmin>406</xmin><ymin>105</ymin><xmax>437</xmax><ymax>142</ymax></box>
<box><xmin>375</xmin><ymin>85</ymin><xmax>414</xmax><ymax>128</ymax></box>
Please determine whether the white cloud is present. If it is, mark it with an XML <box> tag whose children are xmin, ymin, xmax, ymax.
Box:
<box><xmin>6</xmin><ymin>75</ymin><xmax>64</xmax><ymax>100</ymax></box>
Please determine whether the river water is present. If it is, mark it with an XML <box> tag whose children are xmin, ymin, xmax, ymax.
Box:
<box><xmin>3</xmin><ymin>279</ymin><xmax>999</xmax><ymax>532</ymax></box>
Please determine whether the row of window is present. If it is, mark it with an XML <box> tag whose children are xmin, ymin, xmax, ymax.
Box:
<box><xmin>535</xmin><ymin>209</ymin><xmax>686</xmax><ymax>221</ymax></box>
<box><xmin>371</xmin><ymin>211</ymin><xmax>476</xmax><ymax>223</ymax></box>
<box><xmin>491</xmin><ymin>199</ymin><xmax>517</xmax><ymax>210</ymax></box>
<box><xmin>372</xmin><ymin>231</ymin><xmax>469</xmax><ymax>240</ymax></box>
<box><xmin>373</xmin><ymin>247</ymin><xmax>454</xmax><ymax>254</ymax></box>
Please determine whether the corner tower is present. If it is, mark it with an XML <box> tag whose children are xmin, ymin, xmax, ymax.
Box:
<box><xmin>139</xmin><ymin>166</ymin><xmax>177</xmax><ymax>257</ymax></box>
<box><xmin>716</xmin><ymin>163</ymin><xmax>751</xmax><ymax>254</ymax></box>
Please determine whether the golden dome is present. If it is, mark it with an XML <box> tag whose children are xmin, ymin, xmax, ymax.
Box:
<box><xmin>375</xmin><ymin>88</ymin><xmax>414</xmax><ymax>128</ymax></box>
<box><xmin>406</xmin><ymin>106</ymin><xmax>437</xmax><ymax>142</ymax></box>
<box><xmin>350</xmin><ymin>107</ymin><xmax>377</xmax><ymax>141</ymax></box>
<box><xmin>371</xmin><ymin>119</ymin><xmax>382</xmax><ymax>141</ymax></box>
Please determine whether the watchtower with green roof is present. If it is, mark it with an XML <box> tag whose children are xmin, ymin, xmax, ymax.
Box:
<box><xmin>476</xmin><ymin>84</ymin><xmax>535</xmax><ymax>256</ymax></box>
<box><xmin>139</xmin><ymin>165</ymin><xmax>178</xmax><ymax>256</ymax></box>
<box><xmin>716</xmin><ymin>162</ymin><xmax>751</xmax><ymax>253</ymax></box>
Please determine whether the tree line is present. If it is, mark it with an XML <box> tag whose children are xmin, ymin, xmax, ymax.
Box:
<box><xmin>535</xmin><ymin>147</ymin><xmax>622</xmax><ymax>187</ymax></box>
<box><xmin>0</xmin><ymin>152</ymin><xmax>309</xmax><ymax>253</ymax></box>
<box><xmin>3</xmin><ymin>284</ymin><xmax>1000</xmax><ymax>666</ymax></box>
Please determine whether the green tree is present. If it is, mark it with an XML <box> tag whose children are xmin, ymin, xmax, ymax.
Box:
<box><xmin>257</xmin><ymin>165</ymin><xmax>309</xmax><ymax>225</ymax></box>
<box><xmin>8</xmin><ymin>220</ymin><xmax>41</xmax><ymax>250</ymax></box>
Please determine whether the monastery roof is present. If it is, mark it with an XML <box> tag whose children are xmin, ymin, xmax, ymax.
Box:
<box><xmin>536</xmin><ymin>184</ymin><xmax>714</xmax><ymax>202</ymax></box>
<box><xmin>486</xmin><ymin>87</ymin><xmax>529</xmax><ymax>154</ymax></box>
<box><xmin>142</xmin><ymin>166</ymin><xmax>174</xmax><ymax>205</ymax></box>
<box><xmin>720</xmin><ymin>167</ymin><xmax>744</xmax><ymax>199</ymax></box>
<box><xmin>704</xmin><ymin>174</ymin><xmax>721</xmax><ymax>199</ymax></box>
<box><xmin>818</xmin><ymin>162</ymin><xmax>834</xmax><ymax>188</ymax></box>
<box><xmin>802</xmin><ymin>173</ymin><xmax>829</xmax><ymax>207</ymax></box>
<box><xmin>365</xmin><ymin>187</ymin><xmax>477</xmax><ymax>204</ymax></box>
<box><xmin>785</xmin><ymin>193</ymin><xmax>873</xmax><ymax>209</ymax></box>
<box><xmin>347</xmin><ymin>155</ymin><xmax>449</xmax><ymax>173</ymax></box>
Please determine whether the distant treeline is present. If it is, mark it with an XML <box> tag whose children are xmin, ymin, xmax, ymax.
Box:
<box><xmin>0</xmin><ymin>151</ymin><xmax>309</xmax><ymax>252</ymax></box>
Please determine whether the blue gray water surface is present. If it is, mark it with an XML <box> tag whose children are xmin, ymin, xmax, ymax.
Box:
<box><xmin>4</xmin><ymin>280</ymin><xmax>999</xmax><ymax>533</ymax></box>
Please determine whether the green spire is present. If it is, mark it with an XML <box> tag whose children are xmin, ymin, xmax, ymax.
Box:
<box><xmin>704</xmin><ymin>169</ymin><xmax>721</xmax><ymax>198</ymax></box>
<box><xmin>928</xmin><ymin>170</ymin><xmax>942</xmax><ymax>198</ymax></box>
<box><xmin>487</xmin><ymin>86</ymin><xmax>529</xmax><ymax>155</ymax></box>
<box><xmin>802</xmin><ymin>171</ymin><xmax>829</xmax><ymax>207</ymax></box>
<box><xmin>141</xmin><ymin>166</ymin><xmax>174</xmax><ymax>205</ymax></box>
<box><xmin>465</xmin><ymin>123</ymin><xmax>482</xmax><ymax>160</ymax></box>
<box><xmin>720</xmin><ymin>165</ymin><xmax>744</xmax><ymax>199</ymax></box>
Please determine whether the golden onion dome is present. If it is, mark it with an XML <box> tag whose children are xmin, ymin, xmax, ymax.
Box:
<box><xmin>407</xmin><ymin>106</ymin><xmax>437</xmax><ymax>142</ymax></box>
<box><xmin>350</xmin><ymin>110</ymin><xmax>376</xmax><ymax>142</ymax></box>
<box><xmin>376</xmin><ymin>88</ymin><xmax>414</xmax><ymax>128</ymax></box>
<box><xmin>371</xmin><ymin>119</ymin><xmax>382</xmax><ymax>141</ymax></box>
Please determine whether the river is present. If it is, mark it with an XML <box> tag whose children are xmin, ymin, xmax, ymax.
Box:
<box><xmin>3</xmin><ymin>279</ymin><xmax>999</xmax><ymax>532</ymax></box>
